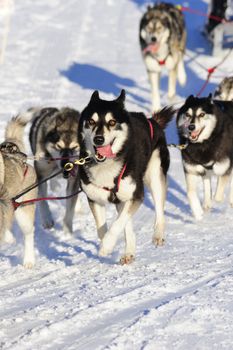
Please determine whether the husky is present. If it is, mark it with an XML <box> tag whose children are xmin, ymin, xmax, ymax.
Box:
<box><xmin>29</xmin><ymin>107</ymin><xmax>80</xmax><ymax>234</ymax></box>
<box><xmin>0</xmin><ymin>116</ymin><xmax>37</xmax><ymax>268</ymax></box>
<box><xmin>177</xmin><ymin>94</ymin><xmax>233</xmax><ymax>220</ymax></box>
<box><xmin>78</xmin><ymin>90</ymin><xmax>173</xmax><ymax>264</ymax></box>
<box><xmin>140</xmin><ymin>2</ymin><xmax>187</xmax><ymax>111</ymax></box>
<box><xmin>214</xmin><ymin>76</ymin><xmax>233</xmax><ymax>101</ymax></box>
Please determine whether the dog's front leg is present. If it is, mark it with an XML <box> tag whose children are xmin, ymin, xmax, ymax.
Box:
<box><xmin>15</xmin><ymin>201</ymin><xmax>36</xmax><ymax>268</ymax></box>
<box><xmin>88</xmin><ymin>200</ymin><xmax>107</xmax><ymax>240</ymax></box>
<box><xmin>63</xmin><ymin>175</ymin><xmax>79</xmax><ymax>235</ymax></box>
<box><xmin>116</xmin><ymin>203</ymin><xmax>136</xmax><ymax>265</ymax></box>
<box><xmin>185</xmin><ymin>172</ymin><xmax>204</xmax><ymax>220</ymax></box>
<box><xmin>168</xmin><ymin>68</ymin><xmax>177</xmax><ymax>102</ymax></box>
<box><xmin>99</xmin><ymin>200</ymin><xmax>141</xmax><ymax>258</ymax></box>
<box><xmin>203</xmin><ymin>174</ymin><xmax>212</xmax><ymax>210</ymax></box>
<box><xmin>215</xmin><ymin>174</ymin><xmax>230</xmax><ymax>203</ymax></box>
<box><xmin>148</xmin><ymin>70</ymin><xmax>161</xmax><ymax>112</ymax></box>
<box><xmin>38</xmin><ymin>181</ymin><xmax>54</xmax><ymax>229</ymax></box>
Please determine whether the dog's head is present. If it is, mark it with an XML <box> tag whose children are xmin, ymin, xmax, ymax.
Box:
<box><xmin>214</xmin><ymin>77</ymin><xmax>233</xmax><ymax>101</ymax></box>
<box><xmin>79</xmin><ymin>90</ymin><xmax>129</xmax><ymax>161</ymax></box>
<box><xmin>177</xmin><ymin>95</ymin><xmax>217</xmax><ymax>143</ymax></box>
<box><xmin>45</xmin><ymin>108</ymin><xmax>80</xmax><ymax>177</ymax></box>
<box><xmin>140</xmin><ymin>7</ymin><xmax>171</xmax><ymax>53</ymax></box>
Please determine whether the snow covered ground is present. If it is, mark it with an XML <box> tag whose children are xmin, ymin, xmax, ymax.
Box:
<box><xmin>0</xmin><ymin>0</ymin><xmax>233</xmax><ymax>349</ymax></box>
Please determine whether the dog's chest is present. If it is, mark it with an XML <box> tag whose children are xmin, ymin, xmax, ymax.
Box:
<box><xmin>81</xmin><ymin>160</ymin><xmax>136</xmax><ymax>204</ymax></box>
<box><xmin>184</xmin><ymin>158</ymin><xmax>231</xmax><ymax>176</ymax></box>
<box><xmin>87</xmin><ymin>160</ymin><xmax>122</xmax><ymax>188</ymax></box>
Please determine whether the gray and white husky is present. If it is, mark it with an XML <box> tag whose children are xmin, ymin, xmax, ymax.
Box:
<box><xmin>78</xmin><ymin>90</ymin><xmax>174</xmax><ymax>264</ymax></box>
<box><xmin>140</xmin><ymin>2</ymin><xmax>187</xmax><ymax>111</ymax></box>
<box><xmin>29</xmin><ymin>107</ymin><xmax>80</xmax><ymax>235</ymax></box>
<box><xmin>0</xmin><ymin>116</ymin><xmax>37</xmax><ymax>267</ymax></box>
<box><xmin>214</xmin><ymin>76</ymin><xmax>233</xmax><ymax>101</ymax></box>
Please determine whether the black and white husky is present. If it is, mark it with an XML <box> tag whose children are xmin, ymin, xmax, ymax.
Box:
<box><xmin>140</xmin><ymin>2</ymin><xmax>186</xmax><ymax>111</ymax></box>
<box><xmin>78</xmin><ymin>90</ymin><xmax>173</xmax><ymax>264</ymax></box>
<box><xmin>177</xmin><ymin>95</ymin><xmax>233</xmax><ymax>219</ymax></box>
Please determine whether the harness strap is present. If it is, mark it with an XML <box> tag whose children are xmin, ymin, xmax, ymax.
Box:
<box><xmin>147</xmin><ymin>119</ymin><xmax>154</xmax><ymax>140</ymax></box>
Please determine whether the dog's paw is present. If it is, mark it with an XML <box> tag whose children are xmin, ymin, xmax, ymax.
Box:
<box><xmin>43</xmin><ymin>219</ymin><xmax>54</xmax><ymax>230</ymax></box>
<box><xmin>99</xmin><ymin>233</ymin><xmax>116</xmax><ymax>256</ymax></box>
<box><xmin>152</xmin><ymin>236</ymin><xmax>165</xmax><ymax>247</ymax></box>
<box><xmin>119</xmin><ymin>254</ymin><xmax>135</xmax><ymax>265</ymax></box>
<box><xmin>2</xmin><ymin>230</ymin><xmax>15</xmax><ymax>244</ymax></box>
<box><xmin>203</xmin><ymin>203</ymin><xmax>212</xmax><ymax>212</ymax></box>
<box><xmin>23</xmin><ymin>260</ymin><xmax>35</xmax><ymax>269</ymax></box>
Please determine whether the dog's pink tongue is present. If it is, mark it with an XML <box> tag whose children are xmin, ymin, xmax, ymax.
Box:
<box><xmin>143</xmin><ymin>43</ymin><xmax>159</xmax><ymax>54</ymax></box>
<box><xmin>96</xmin><ymin>145</ymin><xmax>116</xmax><ymax>158</ymax></box>
<box><xmin>191</xmin><ymin>130</ymin><xmax>199</xmax><ymax>139</ymax></box>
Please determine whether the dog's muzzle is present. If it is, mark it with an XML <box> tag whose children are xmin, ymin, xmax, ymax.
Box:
<box><xmin>60</xmin><ymin>148</ymin><xmax>75</xmax><ymax>178</ymax></box>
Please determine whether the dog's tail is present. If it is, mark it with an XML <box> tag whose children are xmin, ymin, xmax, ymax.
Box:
<box><xmin>0</xmin><ymin>183</ymin><xmax>14</xmax><ymax>241</ymax></box>
<box><xmin>152</xmin><ymin>106</ymin><xmax>175</xmax><ymax>129</ymax></box>
<box><xmin>5</xmin><ymin>113</ymin><xmax>31</xmax><ymax>153</ymax></box>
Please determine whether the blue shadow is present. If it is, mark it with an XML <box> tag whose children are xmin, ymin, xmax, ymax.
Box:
<box><xmin>60</xmin><ymin>62</ymin><xmax>148</xmax><ymax>107</ymax></box>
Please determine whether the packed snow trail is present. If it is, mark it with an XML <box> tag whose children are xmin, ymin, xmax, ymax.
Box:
<box><xmin>0</xmin><ymin>0</ymin><xmax>233</xmax><ymax>349</ymax></box>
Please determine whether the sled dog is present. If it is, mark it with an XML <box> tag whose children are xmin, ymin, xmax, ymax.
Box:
<box><xmin>140</xmin><ymin>2</ymin><xmax>186</xmax><ymax>111</ymax></box>
<box><xmin>29</xmin><ymin>107</ymin><xmax>80</xmax><ymax>234</ymax></box>
<box><xmin>78</xmin><ymin>90</ymin><xmax>173</xmax><ymax>263</ymax></box>
<box><xmin>177</xmin><ymin>94</ymin><xmax>233</xmax><ymax>219</ymax></box>
<box><xmin>214</xmin><ymin>76</ymin><xmax>233</xmax><ymax>101</ymax></box>
<box><xmin>0</xmin><ymin>116</ymin><xmax>37</xmax><ymax>267</ymax></box>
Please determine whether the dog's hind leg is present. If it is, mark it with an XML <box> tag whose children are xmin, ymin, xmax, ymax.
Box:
<box><xmin>63</xmin><ymin>176</ymin><xmax>79</xmax><ymax>235</ymax></box>
<box><xmin>203</xmin><ymin>174</ymin><xmax>212</xmax><ymax>210</ymax></box>
<box><xmin>15</xmin><ymin>201</ymin><xmax>36</xmax><ymax>268</ymax></box>
<box><xmin>99</xmin><ymin>200</ymin><xmax>141</xmax><ymax>257</ymax></box>
<box><xmin>186</xmin><ymin>172</ymin><xmax>204</xmax><ymax>220</ymax></box>
<box><xmin>148</xmin><ymin>71</ymin><xmax>161</xmax><ymax>112</ymax></box>
<box><xmin>88</xmin><ymin>200</ymin><xmax>107</xmax><ymax>240</ymax></box>
<box><xmin>215</xmin><ymin>174</ymin><xmax>230</xmax><ymax>203</ymax></box>
<box><xmin>144</xmin><ymin>150</ymin><xmax>166</xmax><ymax>246</ymax></box>
<box><xmin>116</xmin><ymin>203</ymin><xmax>136</xmax><ymax>265</ymax></box>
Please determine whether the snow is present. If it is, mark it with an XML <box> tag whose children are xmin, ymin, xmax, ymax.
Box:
<box><xmin>0</xmin><ymin>0</ymin><xmax>233</xmax><ymax>349</ymax></box>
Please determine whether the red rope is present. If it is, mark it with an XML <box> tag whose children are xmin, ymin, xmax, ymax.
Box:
<box><xmin>179</xmin><ymin>5</ymin><xmax>231</xmax><ymax>24</ymax></box>
<box><xmin>12</xmin><ymin>189</ymin><xmax>82</xmax><ymax>210</ymax></box>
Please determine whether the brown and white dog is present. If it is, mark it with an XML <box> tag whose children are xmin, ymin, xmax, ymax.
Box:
<box><xmin>140</xmin><ymin>2</ymin><xmax>187</xmax><ymax>111</ymax></box>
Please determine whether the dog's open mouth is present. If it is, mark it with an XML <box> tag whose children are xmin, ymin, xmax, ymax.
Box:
<box><xmin>189</xmin><ymin>128</ymin><xmax>204</xmax><ymax>142</ymax></box>
<box><xmin>95</xmin><ymin>144</ymin><xmax>116</xmax><ymax>159</ymax></box>
<box><xmin>143</xmin><ymin>42</ymin><xmax>160</xmax><ymax>55</ymax></box>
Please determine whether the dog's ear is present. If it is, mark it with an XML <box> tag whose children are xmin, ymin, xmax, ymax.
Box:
<box><xmin>90</xmin><ymin>90</ymin><xmax>99</xmax><ymax>102</ymax></box>
<box><xmin>147</xmin><ymin>5</ymin><xmax>152</xmax><ymax>11</ymax></box>
<box><xmin>186</xmin><ymin>95</ymin><xmax>194</xmax><ymax>102</ymax></box>
<box><xmin>116</xmin><ymin>89</ymin><xmax>126</xmax><ymax>104</ymax></box>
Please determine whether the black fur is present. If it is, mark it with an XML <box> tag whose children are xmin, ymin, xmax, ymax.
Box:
<box><xmin>177</xmin><ymin>95</ymin><xmax>233</xmax><ymax>174</ymax></box>
<box><xmin>78</xmin><ymin>90</ymin><xmax>173</xmax><ymax>203</ymax></box>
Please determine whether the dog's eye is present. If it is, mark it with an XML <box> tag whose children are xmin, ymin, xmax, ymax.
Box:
<box><xmin>199</xmin><ymin>112</ymin><xmax>205</xmax><ymax>118</ymax></box>
<box><xmin>55</xmin><ymin>143</ymin><xmax>62</xmax><ymax>150</ymax></box>
<box><xmin>185</xmin><ymin>112</ymin><xmax>191</xmax><ymax>118</ymax></box>
<box><xmin>88</xmin><ymin>119</ymin><xmax>96</xmax><ymax>126</ymax></box>
<box><xmin>108</xmin><ymin>120</ymin><xmax>116</xmax><ymax>127</ymax></box>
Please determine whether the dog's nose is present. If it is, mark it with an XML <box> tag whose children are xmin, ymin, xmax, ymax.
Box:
<box><xmin>188</xmin><ymin>124</ymin><xmax>196</xmax><ymax>131</ymax></box>
<box><xmin>151</xmin><ymin>36</ymin><xmax>157</xmax><ymax>42</ymax></box>
<box><xmin>94</xmin><ymin>135</ymin><xmax>105</xmax><ymax>145</ymax></box>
